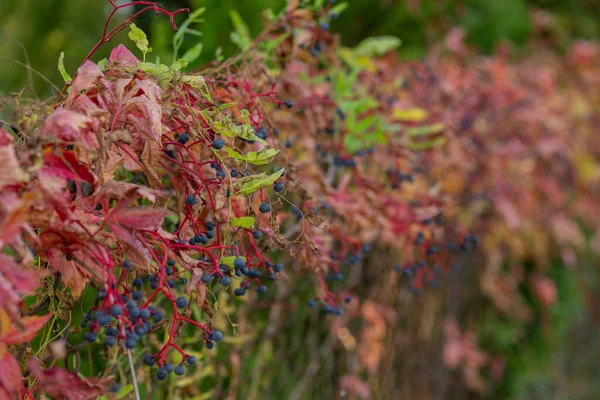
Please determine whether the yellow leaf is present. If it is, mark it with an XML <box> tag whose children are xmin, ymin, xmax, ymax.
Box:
<box><xmin>392</xmin><ymin>107</ymin><xmax>429</xmax><ymax>122</ymax></box>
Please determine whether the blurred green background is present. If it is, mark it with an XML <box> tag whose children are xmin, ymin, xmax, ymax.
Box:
<box><xmin>2</xmin><ymin>1</ymin><xmax>600</xmax><ymax>399</ymax></box>
<box><xmin>1</xmin><ymin>0</ymin><xmax>598</xmax><ymax>98</ymax></box>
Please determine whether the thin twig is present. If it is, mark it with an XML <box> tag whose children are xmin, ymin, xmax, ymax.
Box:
<box><xmin>127</xmin><ymin>350</ymin><xmax>141</xmax><ymax>400</ymax></box>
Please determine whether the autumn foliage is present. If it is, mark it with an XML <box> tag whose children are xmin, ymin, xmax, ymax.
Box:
<box><xmin>0</xmin><ymin>0</ymin><xmax>598</xmax><ymax>398</ymax></box>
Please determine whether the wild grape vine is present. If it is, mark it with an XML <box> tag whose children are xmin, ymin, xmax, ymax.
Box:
<box><xmin>0</xmin><ymin>1</ymin><xmax>478</xmax><ymax>398</ymax></box>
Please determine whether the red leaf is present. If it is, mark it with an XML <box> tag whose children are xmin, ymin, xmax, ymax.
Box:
<box><xmin>106</xmin><ymin>200</ymin><xmax>164</xmax><ymax>231</ymax></box>
<box><xmin>27</xmin><ymin>359</ymin><xmax>110</xmax><ymax>400</ymax></box>
<box><xmin>42</xmin><ymin>148</ymin><xmax>96</xmax><ymax>184</ymax></box>
<box><xmin>0</xmin><ymin>254</ymin><xmax>44</xmax><ymax>308</ymax></box>
<box><xmin>0</xmin><ymin>350</ymin><xmax>23</xmax><ymax>398</ymax></box>
<box><xmin>2</xmin><ymin>314</ymin><xmax>52</xmax><ymax>344</ymax></box>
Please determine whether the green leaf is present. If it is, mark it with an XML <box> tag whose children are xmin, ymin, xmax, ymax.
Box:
<box><xmin>340</xmin><ymin>97</ymin><xmax>378</xmax><ymax>115</ymax></box>
<box><xmin>348</xmin><ymin>115</ymin><xmax>378</xmax><ymax>135</ymax></box>
<box><xmin>173</xmin><ymin>8</ymin><xmax>205</xmax><ymax>60</ymax></box>
<box><xmin>138</xmin><ymin>62</ymin><xmax>171</xmax><ymax>78</ymax></box>
<box><xmin>230</xmin><ymin>217</ymin><xmax>255</xmax><ymax>229</ymax></box>
<box><xmin>226</xmin><ymin>148</ymin><xmax>280</xmax><ymax>165</ymax></box>
<box><xmin>57</xmin><ymin>52</ymin><xmax>71</xmax><ymax>84</ymax></box>
<box><xmin>116</xmin><ymin>384</ymin><xmax>134</xmax><ymax>399</ymax></box>
<box><xmin>239</xmin><ymin>168</ymin><xmax>285</xmax><ymax>195</ymax></box>
<box><xmin>182</xmin><ymin>43</ymin><xmax>203</xmax><ymax>64</ymax></box>
<box><xmin>128</xmin><ymin>23</ymin><xmax>152</xmax><ymax>59</ymax></box>
<box><xmin>343</xmin><ymin>135</ymin><xmax>363</xmax><ymax>154</ymax></box>
<box><xmin>330</xmin><ymin>2</ymin><xmax>348</xmax><ymax>16</ymax></box>
<box><xmin>229</xmin><ymin>10</ymin><xmax>251</xmax><ymax>50</ymax></box>
<box><xmin>408</xmin><ymin>136</ymin><xmax>447</xmax><ymax>150</ymax></box>
<box><xmin>406</xmin><ymin>122</ymin><xmax>445</xmax><ymax>137</ymax></box>
<box><xmin>220</xmin><ymin>255</ymin><xmax>247</xmax><ymax>268</ymax></box>
<box><xmin>354</xmin><ymin>36</ymin><xmax>401</xmax><ymax>57</ymax></box>
<box><xmin>258</xmin><ymin>33</ymin><xmax>290</xmax><ymax>53</ymax></box>
<box><xmin>97</xmin><ymin>58</ymin><xmax>108</xmax><ymax>71</ymax></box>
<box><xmin>171</xmin><ymin>59</ymin><xmax>188</xmax><ymax>72</ymax></box>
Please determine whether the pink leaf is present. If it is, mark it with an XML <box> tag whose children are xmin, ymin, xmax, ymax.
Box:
<box><xmin>0</xmin><ymin>351</ymin><xmax>23</xmax><ymax>398</ymax></box>
<box><xmin>108</xmin><ymin>44</ymin><xmax>139</xmax><ymax>69</ymax></box>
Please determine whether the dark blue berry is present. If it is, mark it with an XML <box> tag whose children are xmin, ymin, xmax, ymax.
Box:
<box><xmin>257</xmin><ymin>285</ymin><xmax>267</xmax><ymax>294</ymax></box>
<box><xmin>110</xmin><ymin>382</ymin><xmax>121</xmax><ymax>393</ymax></box>
<box><xmin>164</xmin><ymin>363</ymin><xmax>174</xmax><ymax>373</ymax></box>
<box><xmin>105</xmin><ymin>336</ymin><xmax>116</xmax><ymax>347</ymax></box>
<box><xmin>216</xmin><ymin>170</ymin><xmax>225</xmax><ymax>180</ymax></box>
<box><xmin>176</xmin><ymin>297</ymin><xmax>187</xmax><ymax>308</ymax></box>
<box><xmin>140</xmin><ymin>309</ymin><xmax>151</xmax><ymax>320</ymax></box>
<box><xmin>284</xmin><ymin>100</ymin><xmax>294</xmax><ymax>108</ymax></box>
<box><xmin>177</xmin><ymin>133</ymin><xmax>190</xmax><ymax>144</ymax></box>
<box><xmin>110</xmin><ymin>305</ymin><xmax>123</xmax><ymax>317</ymax></box>
<box><xmin>84</xmin><ymin>332</ymin><xmax>97</xmax><ymax>342</ymax></box>
<box><xmin>252</xmin><ymin>230</ymin><xmax>262</xmax><ymax>240</ymax></box>
<box><xmin>186</xmin><ymin>355</ymin><xmax>197</xmax><ymax>365</ymax></box>
<box><xmin>307</xmin><ymin>299</ymin><xmax>317</xmax><ymax>308</ymax></box>
<box><xmin>205</xmin><ymin>341</ymin><xmax>214</xmax><ymax>350</ymax></box>
<box><xmin>201</xmin><ymin>274</ymin><xmax>212</xmax><ymax>283</ymax></box>
<box><xmin>234</xmin><ymin>288</ymin><xmax>246</xmax><ymax>296</ymax></box>
<box><xmin>185</xmin><ymin>195</ymin><xmax>197</xmax><ymax>206</ymax></box>
<box><xmin>167</xmin><ymin>257</ymin><xmax>176</xmax><ymax>266</ymax></box>
<box><xmin>134</xmin><ymin>325</ymin><xmax>146</xmax><ymax>335</ymax></box>
<box><xmin>234</xmin><ymin>258</ymin><xmax>245</xmax><ymax>269</ymax></box>
<box><xmin>122</xmin><ymin>260</ymin><xmax>133</xmax><ymax>270</ymax></box>
<box><xmin>221</xmin><ymin>276</ymin><xmax>231</xmax><ymax>286</ymax></box>
<box><xmin>143</xmin><ymin>354</ymin><xmax>155</xmax><ymax>366</ymax></box>
<box><xmin>132</xmin><ymin>277</ymin><xmax>143</xmax><ymax>287</ymax></box>
<box><xmin>125</xmin><ymin>339</ymin><xmax>137</xmax><ymax>349</ymax></box>
<box><xmin>165</xmin><ymin>267</ymin><xmax>173</xmax><ymax>276</ymax></box>
<box><xmin>156</xmin><ymin>368</ymin><xmax>168</xmax><ymax>381</ymax></box>
<box><xmin>154</xmin><ymin>311</ymin><xmax>163</xmax><ymax>322</ymax></box>
<box><xmin>274</xmin><ymin>182</ymin><xmax>284</xmax><ymax>192</ymax></box>
<box><xmin>129</xmin><ymin>308</ymin><xmax>140</xmax><ymax>320</ymax></box>
<box><xmin>174</xmin><ymin>365</ymin><xmax>185</xmax><ymax>376</ymax></box>
<box><xmin>273</xmin><ymin>263</ymin><xmax>283</xmax><ymax>272</ymax></box>
<box><xmin>212</xmin><ymin>138</ymin><xmax>224</xmax><ymax>150</ymax></box>
<box><xmin>206</xmin><ymin>230</ymin><xmax>215</xmax><ymax>239</ymax></box>
<box><xmin>259</xmin><ymin>202</ymin><xmax>271</xmax><ymax>213</ymax></box>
